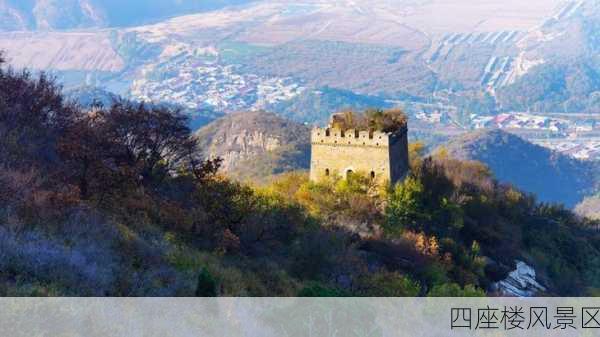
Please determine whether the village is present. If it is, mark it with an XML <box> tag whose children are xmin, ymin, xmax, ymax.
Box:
<box><xmin>130</xmin><ymin>57</ymin><xmax>304</xmax><ymax>112</ymax></box>
<box><xmin>413</xmin><ymin>109</ymin><xmax>600</xmax><ymax>160</ymax></box>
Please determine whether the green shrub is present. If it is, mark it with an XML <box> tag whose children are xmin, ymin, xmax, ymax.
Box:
<box><xmin>195</xmin><ymin>268</ymin><xmax>218</xmax><ymax>297</ymax></box>
<box><xmin>384</xmin><ymin>176</ymin><xmax>427</xmax><ymax>235</ymax></box>
<box><xmin>427</xmin><ymin>283</ymin><xmax>485</xmax><ymax>297</ymax></box>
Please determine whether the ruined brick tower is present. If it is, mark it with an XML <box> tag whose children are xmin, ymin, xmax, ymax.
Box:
<box><xmin>310</xmin><ymin>115</ymin><xmax>409</xmax><ymax>185</ymax></box>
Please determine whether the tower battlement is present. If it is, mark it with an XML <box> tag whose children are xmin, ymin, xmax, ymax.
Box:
<box><xmin>310</xmin><ymin>123</ymin><xmax>409</xmax><ymax>185</ymax></box>
<box><xmin>311</xmin><ymin>126</ymin><xmax>407</xmax><ymax>148</ymax></box>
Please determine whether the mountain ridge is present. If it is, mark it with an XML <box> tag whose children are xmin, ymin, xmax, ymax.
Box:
<box><xmin>444</xmin><ymin>128</ymin><xmax>598</xmax><ymax>207</ymax></box>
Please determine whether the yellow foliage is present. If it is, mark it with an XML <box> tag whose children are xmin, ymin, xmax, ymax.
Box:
<box><xmin>505</xmin><ymin>187</ymin><xmax>523</xmax><ymax>204</ymax></box>
<box><xmin>408</xmin><ymin>141</ymin><xmax>426</xmax><ymax>169</ymax></box>
<box><xmin>403</xmin><ymin>231</ymin><xmax>440</xmax><ymax>257</ymax></box>
<box><xmin>265</xmin><ymin>171</ymin><xmax>386</xmax><ymax>230</ymax></box>
<box><xmin>435</xmin><ymin>146</ymin><xmax>449</xmax><ymax>160</ymax></box>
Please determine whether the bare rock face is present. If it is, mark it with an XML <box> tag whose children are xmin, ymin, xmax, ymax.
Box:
<box><xmin>492</xmin><ymin>261</ymin><xmax>546</xmax><ymax>297</ymax></box>
<box><xmin>194</xmin><ymin>111</ymin><xmax>310</xmax><ymax>181</ymax></box>
<box><xmin>216</xmin><ymin>129</ymin><xmax>282</xmax><ymax>171</ymax></box>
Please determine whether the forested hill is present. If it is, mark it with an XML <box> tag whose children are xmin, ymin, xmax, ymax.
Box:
<box><xmin>444</xmin><ymin>129</ymin><xmax>599</xmax><ymax>208</ymax></box>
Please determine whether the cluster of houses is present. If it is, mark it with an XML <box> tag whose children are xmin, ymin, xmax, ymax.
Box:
<box><xmin>131</xmin><ymin>58</ymin><xmax>303</xmax><ymax>112</ymax></box>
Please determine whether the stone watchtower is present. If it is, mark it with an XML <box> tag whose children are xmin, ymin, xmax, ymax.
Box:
<box><xmin>309</xmin><ymin>117</ymin><xmax>409</xmax><ymax>185</ymax></box>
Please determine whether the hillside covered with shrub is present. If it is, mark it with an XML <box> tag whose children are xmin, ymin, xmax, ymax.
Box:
<box><xmin>2</xmin><ymin>55</ymin><xmax>600</xmax><ymax>296</ymax></box>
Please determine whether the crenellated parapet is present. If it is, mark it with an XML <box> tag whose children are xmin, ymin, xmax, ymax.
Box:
<box><xmin>311</xmin><ymin>126</ymin><xmax>406</xmax><ymax>148</ymax></box>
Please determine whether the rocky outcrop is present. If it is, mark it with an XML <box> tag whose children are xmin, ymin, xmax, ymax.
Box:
<box><xmin>215</xmin><ymin>129</ymin><xmax>282</xmax><ymax>171</ymax></box>
<box><xmin>492</xmin><ymin>261</ymin><xmax>546</xmax><ymax>297</ymax></box>
<box><xmin>194</xmin><ymin>111</ymin><xmax>310</xmax><ymax>181</ymax></box>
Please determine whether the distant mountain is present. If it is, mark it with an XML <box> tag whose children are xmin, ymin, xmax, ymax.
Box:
<box><xmin>267</xmin><ymin>87</ymin><xmax>392</xmax><ymax>124</ymax></box>
<box><xmin>0</xmin><ymin>0</ymin><xmax>106</xmax><ymax>31</ymax></box>
<box><xmin>0</xmin><ymin>0</ymin><xmax>255</xmax><ymax>31</ymax></box>
<box><xmin>494</xmin><ymin>1</ymin><xmax>600</xmax><ymax>113</ymax></box>
<box><xmin>444</xmin><ymin>129</ymin><xmax>598</xmax><ymax>208</ymax></box>
<box><xmin>194</xmin><ymin>111</ymin><xmax>310</xmax><ymax>182</ymax></box>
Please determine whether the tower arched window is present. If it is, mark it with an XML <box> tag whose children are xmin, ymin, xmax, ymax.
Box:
<box><xmin>370</xmin><ymin>171</ymin><xmax>376</xmax><ymax>180</ymax></box>
<box><xmin>325</xmin><ymin>169</ymin><xmax>330</xmax><ymax>176</ymax></box>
